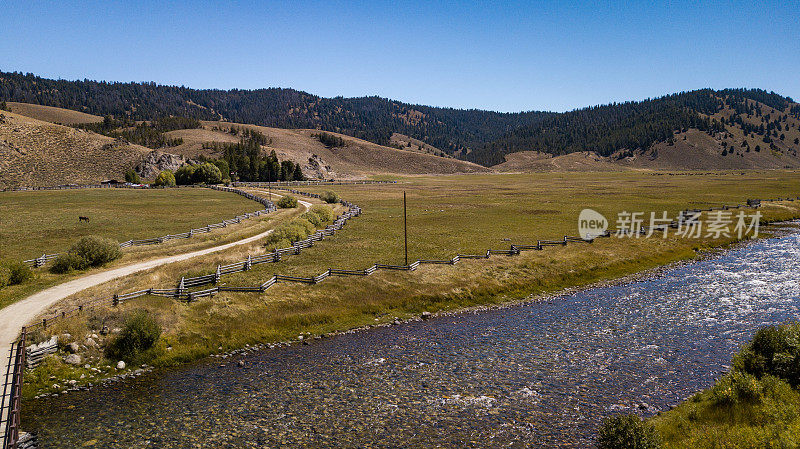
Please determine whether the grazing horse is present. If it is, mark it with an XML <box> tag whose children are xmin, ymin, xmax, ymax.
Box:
<box><xmin>78</xmin><ymin>216</ymin><xmax>90</xmax><ymax>223</ymax></box>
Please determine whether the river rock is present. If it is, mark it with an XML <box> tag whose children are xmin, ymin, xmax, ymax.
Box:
<box><xmin>421</xmin><ymin>312</ymin><xmax>432</xmax><ymax>320</ymax></box>
<box><xmin>64</xmin><ymin>354</ymin><xmax>82</xmax><ymax>365</ymax></box>
<box><xmin>116</xmin><ymin>361</ymin><xmax>126</xmax><ymax>370</ymax></box>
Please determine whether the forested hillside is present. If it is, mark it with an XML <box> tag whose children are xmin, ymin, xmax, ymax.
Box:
<box><xmin>472</xmin><ymin>89</ymin><xmax>799</xmax><ymax>165</ymax></box>
<box><xmin>0</xmin><ymin>71</ymin><xmax>548</xmax><ymax>156</ymax></box>
<box><xmin>2</xmin><ymin>71</ymin><xmax>798</xmax><ymax>167</ymax></box>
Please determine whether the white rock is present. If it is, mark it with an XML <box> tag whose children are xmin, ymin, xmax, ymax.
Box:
<box><xmin>116</xmin><ymin>361</ymin><xmax>126</xmax><ymax>370</ymax></box>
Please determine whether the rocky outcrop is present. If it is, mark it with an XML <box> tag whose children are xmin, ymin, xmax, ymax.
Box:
<box><xmin>135</xmin><ymin>150</ymin><xmax>195</xmax><ymax>179</ymax></box>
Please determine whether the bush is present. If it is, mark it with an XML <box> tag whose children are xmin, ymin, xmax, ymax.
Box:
<box><xmin>277</xmin><ymin>195</ymin><xmax>298</xmax><ymax>208</ymax></box>
<box><xmin>733</xmin><ymin>323</ymin><xmax>800</xmax><ymax>388</ymax></box>
<box><xmin>175</xmin><ymin>165</ymin><xmax>196</xmax><ymax>185</ymax></box>
<box><xmin>0</xmin><ymin>260</ymin><xmax>32</xmax><ymax>287</ymax></box>
<box><xmin>124</xmin><ymin>168</ymin><xmax>141</xmax><ymax>184</ymax></box>
<box><xmin>264</xmin><ymin>218</ymin><xmax>316</xmax><ymax>249</ymax></box>
<box><xmin>320</xmin><ymin>190</ymin><xmax>340</xmax><ymax>204</ymax></box>
<box><xmin>597</xmin><ymin>414</ymin><xmax>662</xmax><ymax>449</ymax></box>
<box><xmin>192</xmin><ymin>162</ymin><xmax>223</xmax><ymax>184</ymax></box>
<box><xmin>300</xmin><ymin>205</ymin><xmax>334</xmax><ymax>227</ymax></box>
<box><xmin>50</xmin><ymin>252</ymin><xmax>89</xmax><ymax>274</ymax></box>
<box><xmin>711</xmin><ymin>371</ymin><xmax>764</xmax><ymax>405</ymax></box>
<box><xmin>50</xmin><ymin>236</ymin><xmax>121</xmax><ymax>273</ymax></box>
<box><xmin>154</xmin><ymin>170</ymin><xmax>176</xmax><ymax>187</ymax></box>
<box><xmin>106</xmin><ymin>310</ymin><xmax>161</xmax><ymax>362</ymax></box>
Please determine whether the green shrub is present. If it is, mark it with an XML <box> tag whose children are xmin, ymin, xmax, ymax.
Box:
<box><xmin>124</xmin><ymin>168</ymin><xmax>141</xmax><ymax>184</ymax></box>
<box><xmin>320</xmin><ymin>190</ymin><xmax>340</xmax><ymax>204</ymax></box>
<box><xmin>300</xmin><ymin>205</ymin><xmax>334</xmax><ymax>227</ymax></box>
<box><xmin>597</xmin><ymin>414</ymin><xmax>662</xmax><ymax>449</ymax></box>
<box><xmin>264</xmin><ymin>218</ymin><xmax>316</xmax><ymax>249</ymax></box>
<box><xmin>733</xmin><ymin>323</ymin><xmax>800</xmax><ymax>387</ymax></box>
<box><xmin>192</xmin><ymin>162</ymin><xmax>223</xmax><ymax>184</ymax></box>
<box><xmin>711</xmin><ymin>371</ymin><xmax>764</xmax><ymax>406</ymax></box>
<box><xmin>277</xmin><ymin>195</ymin><xmax>298</xmax><ymax>208</ymax></box>
<box><xmin>106</xmin><ymin>310</ymin><xmax>161</xmax><ymax>363</ymax></box>
<box><xmin>154</xmin><ymin>170</ymin><xmax>176</xmax><ymax>187</ymax></box>
<box><xmin>50</xmin><ymin>252</ymin><xmax>88</xmax><ymax>274</ymax></box>
<box><xmin>0</xmin><ymin>260</ymin><xmax>32</xmax><ymax>287</ymax></box>
<box><xmin>49</xmin><ymin>236</ymin><xmax>121</xmax><ymax>273</ymax></box>
<box><xmin>175</xmin><ymin>165</ymin><xmax>196</xmax><ymax>185</ymax></box>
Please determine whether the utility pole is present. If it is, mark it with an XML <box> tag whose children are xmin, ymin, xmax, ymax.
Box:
<box><xmin>404</xmin><ymin>191</ymin><xmax>408</xmax><ymax>266</ymax></box>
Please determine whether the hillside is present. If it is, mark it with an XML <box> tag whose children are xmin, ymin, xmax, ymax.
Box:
<box><xmin>483</xmin><ymin>89</ymin><xmax>800</xmax><ymax>167</ymax></box>
<box><xmin>4</xmin><ymin>102</ymin><xmax>102</xmax><ymax>125</ymax></box>
<box><xmin>0</xmin><ymin>70</ymin><xmax>549</xmax><ymax>156</ymax></box>
<box><xmin>0</xmin><ymin>110</ymin><xmax>150</xmax><ymax>188</ymax></box>
<box><xmin>3</xmin><ymin>71</ymin><xmax>800</xmax><ymax>171</ymax></box>
<box><xmin>0</xmin><ymin>104</ymin><xmax>488</xmax><ymax>187</ymax></box>
<box><xmin>166</xmin><ymin>122</ymin><xmax>489</xmax><ymax>178</ymax></box>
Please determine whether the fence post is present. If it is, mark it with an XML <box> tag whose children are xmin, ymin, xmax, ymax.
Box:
<box><xmin>245</xmin><ymin>255</ymin><xmax>252</xmax><ymax>271</ymax></box>
<box><xmin>189</xmin><ymin>229</ymin><xmax>193</xmax><ymax>237</ymax></box>
<box><xmin>113</xmin><ymin>294</ymin><xmax>119</xmax><ymax>307</ymax></box>
<box><xmin>215</xmin><ymin>266</ymin><xmax>221</xmax><ymax>284</ymax></box>
<box><xmin>178</xmin><ymin>277</ymin><xmax>185</xmax><ymax>296</ymax></box>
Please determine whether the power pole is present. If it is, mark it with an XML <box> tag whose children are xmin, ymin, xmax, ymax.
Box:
<box><xmin>404</xmin><ymin>191</ymin><xmax>408</xmax><ymax>266</ymax></box>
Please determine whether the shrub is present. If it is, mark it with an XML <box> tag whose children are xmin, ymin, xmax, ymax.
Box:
<box><xmin>106</xmin><ymin>310</ymin><xmax>161</xmax><ymax>362</ymax></box>
<box><xmin>320</xmin><ymin>190</ymin><xmax>340</xmax><ymax>204</ymax></box>
<box><xmin>175</xmin><ymin>165</ymin><xmax>196</xmax><ymax>185</ymax></box>
<box><xmin>0</xmin><ymin>260</ymin><xmax>32</xmax><ymax>286</ymax></box>
<box><xmin>154</xmin><ymin>170</ymin><xmax>176</xmax><ymax>187</ymax></box>
<box><xmin>597</xmin><ymin>414</ymin><xmax>662</xmax><ymax>449</ymax></box>
<box><xmin>277</xmin><ymin>195</ymin><xmax>298</xmax><ymax>208</ymax></box>
<box><xmin>733</xmin><ymin>323</ymin><xmax>800</xmax><ymax>387</ymax></box>
<box><xmin>124</xmin><ymin>168</ymin><xmax>141</xmax><ymax>184</ymax></box>
<box><xmin>192</xmin><ymin>162</ymin><xmax>223</xmax><ymax>184</ymax></box>
<box><xmin>300</xmin><ymin>205</ymin><xmax>334</xmax><ymax>227</ymax></box>
<box><xmin>264</xmin><ymin>218</ymin><xmax>316</xmax><ymax>249</ymax></box>
<box><xmin>710</xmin><ymin>371</ymin><xmax>764</xmax><ymax>405</ymax></box>
<box><xmin>50</xmin><ymin>252</ymin><xmax>88</xmax><ymax>274</ymax></box>
<box><xmin>50</xmin><ymin>236</ymin><xmax>121</xmax><ymax>273</ymax></box>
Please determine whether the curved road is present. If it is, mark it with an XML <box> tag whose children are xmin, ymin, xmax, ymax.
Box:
<box><xmin>0</xmin><ymin>193</ymin><xmax>310</xmax><ymax>347</ymax></box>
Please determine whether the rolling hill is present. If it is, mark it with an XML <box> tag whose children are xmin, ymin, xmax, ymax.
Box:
<box><xmin>0</xmin><ymin>104</ymin><xmax>488</xmax><ymax>188</ymax></box>
<box><xmin>2</xmin><ymin>70</ymin><xmax>800</xmax><ymax>172</ymax></box>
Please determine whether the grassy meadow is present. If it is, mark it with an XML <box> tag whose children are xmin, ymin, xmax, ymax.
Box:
<box><xmin>21</xmin><ymin>170</ymin><xmax>800</xmax><ymax>400</ymax></box>
<box><xmin>0</xmin><ymin>187</ymin><xmax>291</xmax><ymax>310</ymax></box>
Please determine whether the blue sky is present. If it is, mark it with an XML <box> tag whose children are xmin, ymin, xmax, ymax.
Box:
<box><xmin>1</xmin><ymin>0</ymin><xmax>798</xmax><ymax>112</ymax></box>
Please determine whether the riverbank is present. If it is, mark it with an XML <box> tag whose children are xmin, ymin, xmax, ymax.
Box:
<box><xmin>22</xmin><ymin>226</ymin><xmax>800</xmax><ymax>447</ymax></box>
<box><xmin>21</xmin><ymin>211</ymin><xmax>800</xmax><ymax>401</ymax></box>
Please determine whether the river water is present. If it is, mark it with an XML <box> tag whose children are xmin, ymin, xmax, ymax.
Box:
<box><xmin>25</xmin><ymin>231</ymin><xmax>800</xmax><ymax>448</ymax></box>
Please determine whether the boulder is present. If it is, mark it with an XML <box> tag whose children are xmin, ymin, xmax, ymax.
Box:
<box><xmin>116</xmin><ymin>361</ymin><xmax>126</xmax><ymax>370</ymax></box>
<box><xmin>85</xmin><ymin>338</ymin><xmax>97</xmax><ymax>348</ymax></box>
<box><xmin>67</xmin><ymin>342</ymin><xmax>80</xmax><ymax>354</ymax></box>
<box><xmin>64</xmin><ymin>354</ymin><xmax>82</xmax><ymax>365</ymax></box>
<box><xmin>135</xmin><ymin>150</ymin><xmax>197</xmax><ymax>179</ymax></box>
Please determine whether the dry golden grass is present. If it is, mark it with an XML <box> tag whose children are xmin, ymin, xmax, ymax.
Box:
<box><xmin>0</xmin><ymin>111</ymin><xmax>150</xmax><ymax>188</ymax></box>
<box><xmin>5</xmin><ymin>102</ymin><xmax>102</xmax><ymax>125</ymax></box>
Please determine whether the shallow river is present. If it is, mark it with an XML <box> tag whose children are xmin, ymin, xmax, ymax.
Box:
<box><xmin>26</xmin><ymin>232</ymin><xmax>800</xmax><ymax>448</ymax></box>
